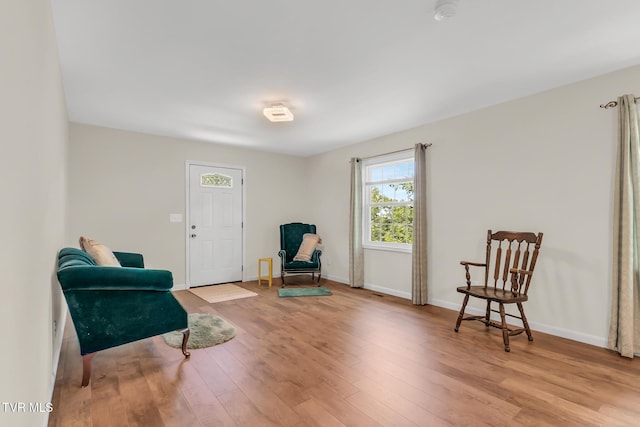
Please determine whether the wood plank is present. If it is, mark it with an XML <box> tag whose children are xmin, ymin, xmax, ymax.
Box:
<box><xmin>216</xmin><ymin>388</ymin><xmax>281</xmax><ymax>427</ymax></box>
<box><xmin>49</xmin><ymin>331</ymin><xmax>92</xmax><ymax>427</ymax></box>
<box><xmin>48</xmin><ymin>279</ymin><xmax>640</xmax><ymax>426</ymax></box>
<box><xmin>115</xmin><ymin>345</ymin><xmax>166</xmax><ymax>426</ymax></box>
<box><xmin>346</xmin><ymin>391</ymin><xmax>420</xmax><ymax>426</ymax></box>
<box><xmin>500</xmin><ymin>377</ymin><xmax>620</xmax><ymax>425</ymax></box>
<box><xmin>89</xmin><ymin>351</ymin><xmax>128</xmax><ymax>427</ymax></box>
<box><xmin>212</xmin><ymin>346</ymin><xmax>303</xmax><ymax>426</ymax></box>
<box><xmin>352</xmin><ymin>376</ymin><xmax>453</xmax><ymax>426</ymax></box>
<box><xmin>305</xmin><ymin>381</ymin><xmax>381</xmax><ymax>427</ymax></box>
<box><xmin>137</xmin><ymin>340</ymin><xmax>200</xmax><ymax>427</ymax></box>
<box><xmin>294</xmin><ymin>398</ymin><xmax>346</xmax><ymax>427</ymax></box>
<box><xmin>181</xmin><ymin>384</ymin><xmax>235</xmax><ymax>427</ymax></box>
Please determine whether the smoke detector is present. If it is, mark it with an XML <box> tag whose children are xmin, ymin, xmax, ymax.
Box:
<box><xmin>263</xmin><ymin>104</ymin><xmax>294</xmax><ymax>122</ymax></box>
<box><xmin>434</xmin><ymin>0</ymin><xmax>459</xmax><ymax>21</ymax></box>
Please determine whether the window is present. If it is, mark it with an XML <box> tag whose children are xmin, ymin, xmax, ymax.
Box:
<box><xmin>363</xmin><ymin>152</ymin><xmax>414</xmax><ymax>252</ymax></box>
<box><xmin>200</xmin><ymin>173</ymin><xmax>233</xmax><ymax>188</ymax></box>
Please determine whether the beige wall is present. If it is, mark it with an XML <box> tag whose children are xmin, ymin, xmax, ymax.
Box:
<box><xmin>68</xmin><ymin>65</ymin><xmax>640</xmax><ymax>348</ymax></box>
<box><xmin>0</xmin><ymin>1</ymin><xmax>68</xmax><ymax>426</ymax></box>
<box><xmin>307</xmin><ymin>64</ymin><xmax>640</xmax><ymax>346</ymax></box>
<box><xmin>68</xmin><ymin>123</ymin><xmax>310</xmax><ymax>286</ymax></box>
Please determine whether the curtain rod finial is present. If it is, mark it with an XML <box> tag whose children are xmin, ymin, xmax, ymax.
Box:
<box><xmin>600</xmin><ymin>101</ymin><xmax>618</xmax><ymax>109</ymax></box>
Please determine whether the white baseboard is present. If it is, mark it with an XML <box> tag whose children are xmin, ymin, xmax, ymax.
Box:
<box><xmin>47</xmin><ymin>305</ymin><xmax>67</xmax><ymax>427</ymax></box>
<box><xmin>527</xmin><ymin>321</ymin><xmax>607</xmax><ymax>348</ymax></box>
<box><xmin>429</xmin><ymin>298</ymin><xmax>607</xmax><ymax>348</ymax></box>
<box><xmin>172</xmin><ymin>283</ymin><xmax>188</xmax><ymax>291</ymax></box>
<box><xmin>178</xmin><ymin>275</ymin><xmax>608</xmax><ymax>349</ymax></box>
<box><xmin>363</xmin><ymin>284</ymin><xmax>411</xmax><ymax>300</ymax></box>
<box><xmin>322</xmin><ymin>273</ymin><xmax>348</xmax><ymax>284</ymax></box>
<box><xmin>50</xmin><ymin>307</ymin><xmax>67</xmax><ymax>389</ymax></box>
<box><xmin>322</xmin><ymin>274</ymin><xmax>413</xmax><ymax>300</ymax></box>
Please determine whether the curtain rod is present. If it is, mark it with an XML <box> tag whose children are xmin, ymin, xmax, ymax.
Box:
<box><xmin>600</xmin><ymin>96</ymin><xmax>639</xmax><ymax>109</ymax></box>
<box><xmin>356</xmin><ymin>143</ymin><xmax>432</xmax><ymax>161</ymax></box>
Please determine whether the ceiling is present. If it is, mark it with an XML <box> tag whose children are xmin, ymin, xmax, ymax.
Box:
<box><xmin>51</xmin><ymin>1</ymin><xmax>640</xmax><ymax>157</ymax></box>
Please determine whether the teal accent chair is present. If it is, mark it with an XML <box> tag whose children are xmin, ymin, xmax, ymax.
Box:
<box><xmin>56</xmin><ymin>247</ymin><xmax>190</xmax><ymax>387</ymax></box>
<box><xmin>278</xmin><ymin>222</ymin><xmax>322</xmax><ymax>287</ymax></box>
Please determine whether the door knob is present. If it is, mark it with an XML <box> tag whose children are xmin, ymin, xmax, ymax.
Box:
<box><xmin>191</xmin><ymin>233</ymin><xmax>197</xmax><ymax>238</ymax></box>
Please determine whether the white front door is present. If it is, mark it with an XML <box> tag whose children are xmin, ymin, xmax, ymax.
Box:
<box><xmin>188</xmin><ymin>164</ymin><xmax>243</xmax><ymax>286</ymax></box>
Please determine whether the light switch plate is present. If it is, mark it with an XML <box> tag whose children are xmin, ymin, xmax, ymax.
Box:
<box><xmin>169</xmin><ymin>213</ymin><xmax>183</xmax><ymax>223</ymax></box>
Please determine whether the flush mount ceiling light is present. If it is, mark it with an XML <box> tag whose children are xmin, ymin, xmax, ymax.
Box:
<box><xmin>263</xmin><ymin>104</ymin><xmax>294</xmax><ymax>122</ymax></box>
<box><xmin>434</xmin><ymin>0</ymin><xmax>459</xmax><ymax>21</ymax></box>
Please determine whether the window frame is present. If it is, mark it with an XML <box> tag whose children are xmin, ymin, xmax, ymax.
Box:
<box><xmin>200</xmin><ymin>173</ymin><xmax>233</xmax><ymax>188</ymax></box>
<box><xmin>362</xmin><ymin>150</ymin><xmax>415</xmax><ymax>253</ymax></box>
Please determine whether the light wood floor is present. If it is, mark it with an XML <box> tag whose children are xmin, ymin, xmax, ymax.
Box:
<box><xmin>49</xmin><ymin>278</ymin><xmax>640</xmax><ymax>426</ymax></box>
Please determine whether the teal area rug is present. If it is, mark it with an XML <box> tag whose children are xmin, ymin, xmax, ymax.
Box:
<box><xmin>162</xmin><ymin>313</ymin><xmax>236</xmax><ymax>350</ymax></box>
<box><xmin>278</xmin><ymin>287</ymin><xmax>332</xmax><ymax>298</ymax></box>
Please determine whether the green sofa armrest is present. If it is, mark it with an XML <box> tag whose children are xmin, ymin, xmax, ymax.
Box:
<box><xmin>278</xmin><ymin>249</ymin><xmax>322</xmax><ymax>263</ymax></box>
<box><xmin>57</xmin><ymin>266</ymin><xmax>173</xmax><ymax>291</ymax></box>
<box><xmin>113</xmin><ymin>251</ymin><xmax>144</xmax><ymax>268</ymax></box>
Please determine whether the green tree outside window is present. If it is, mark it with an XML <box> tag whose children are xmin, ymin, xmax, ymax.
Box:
<box><xmin>369</xmin><ymin>182</ymin><xmax>413</xmax><ymax>244</ymax></box>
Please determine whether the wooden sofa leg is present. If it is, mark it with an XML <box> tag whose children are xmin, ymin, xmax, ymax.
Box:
<box><xmin>180</xmin><ymin>328</ymin><xmax>191</xmax><ymax>358</ymax></box>
<box><xmin>81</xmin><ymin>353</ymin><xmax>95</xmax><ymax>387</ymax></box>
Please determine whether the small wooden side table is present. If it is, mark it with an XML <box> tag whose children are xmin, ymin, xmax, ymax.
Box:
<box><xmin>258</xmin><ymin>257</ymin><xmax>273</xmax><ymax>288</ymax></box>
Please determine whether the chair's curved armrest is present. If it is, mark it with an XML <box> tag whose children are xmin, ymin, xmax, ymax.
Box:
<box><xmin>460</xmin><ymin>261</ymin><xmax>486</xmax><ymax>288</ymax></box>
<box><xmin>509</xmin><ymin>267</ymin><xmax>533</xmax><ymax>281</ymax></box>
<box><xmin>278</xmin><ymin>250</ymin><xmax>287</xmax><ymax>261</ymax></box>
<box><xmin>312</xmin><ymin>249</ymin><xmax>322</xmax><ymax>264</ymax></box>
<box><xmin>509</xmin><ymin>268</ymin><xmax>532</xmax><ymax>293</ymax></box>
<box><xmin>510</xmin><ymin>267</ymin><xmax>532</xmax><ymax>276</ymax></box>
<box><xmin>57</xmin><ymin>266</ymin><xmax>173</xmax><ymax>292</ymax></box>
<box><xmin>460</xmin><ymin>261</ymin><xmax>486</xmax><ymax>267</ymax></box>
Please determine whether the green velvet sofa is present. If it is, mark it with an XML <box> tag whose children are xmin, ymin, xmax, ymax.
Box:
<box><xmin>56</xmin><ymin>247</ymin><xmax>190</xmax><ymax>387</ymax></box>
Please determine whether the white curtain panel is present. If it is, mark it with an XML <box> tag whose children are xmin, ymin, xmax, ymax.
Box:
<box><xmin>609</xmin><ymin>94</ymin><xmax>640</xmax><ymax>358</ymax></box>
<box><xmin>412</xmin><ymin>143</ymin><xmax>429</xmax><ymax>305</ymax></box>
<box><xmin>349</xmin><ymin>158</ymin><xmax>364</xmax><ymax>288</ymax></box>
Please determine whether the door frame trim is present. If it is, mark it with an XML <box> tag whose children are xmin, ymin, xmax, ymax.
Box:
<box><xmin>185</xmin><ymin>160</ymin><xmax>246</xmax><ymax>288</ymax></box>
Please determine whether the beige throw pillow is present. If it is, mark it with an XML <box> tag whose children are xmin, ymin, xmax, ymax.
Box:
<box><xmin>79</xmin><ymin>236</ymin><xmax>121</xmax><ymax>267</ymax></box>
<box><xmin>293</xmin><ymin>234</ymin><xmax>322</xmax><ymax>262</ymax></box>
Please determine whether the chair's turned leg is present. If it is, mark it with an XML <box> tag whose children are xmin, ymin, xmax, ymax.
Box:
<box><xmin>517</xmin><ymin>302</ymin><xmax>533</xmax><ymax>341</ymax></box>
<box><xmin>81</xmin><ymin>353</ymin><xmax>95</xmax><ymax>387</ymax></box>
<box><xmin>499</xmin><ymin>303</ymin><xmax>510</xmax><ymax>352</ymax></box>
<box><xmin>485</xmin><ymin>300</ymin><xmax>492</xmax><ymax>326</ymax></box>
<box><xmin>281</xmin><ymin>272</ymin><xmax>286</xmax><ymax>288</ymax></box>
<box><xmin>455</xmin><ymin>294</ymin><xmax>470</xmax><ymax>332</ymax></box>
<box><xmin>180</xmin><ymin>328</ymin><xmax>191</xmax><ymax>358</ymax></box>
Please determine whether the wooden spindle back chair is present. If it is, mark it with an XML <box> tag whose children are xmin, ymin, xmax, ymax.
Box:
<box><xmin>454</xmin><ymin>230</ymin><xmax>543</xmax><ymax>352</ymax></box>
